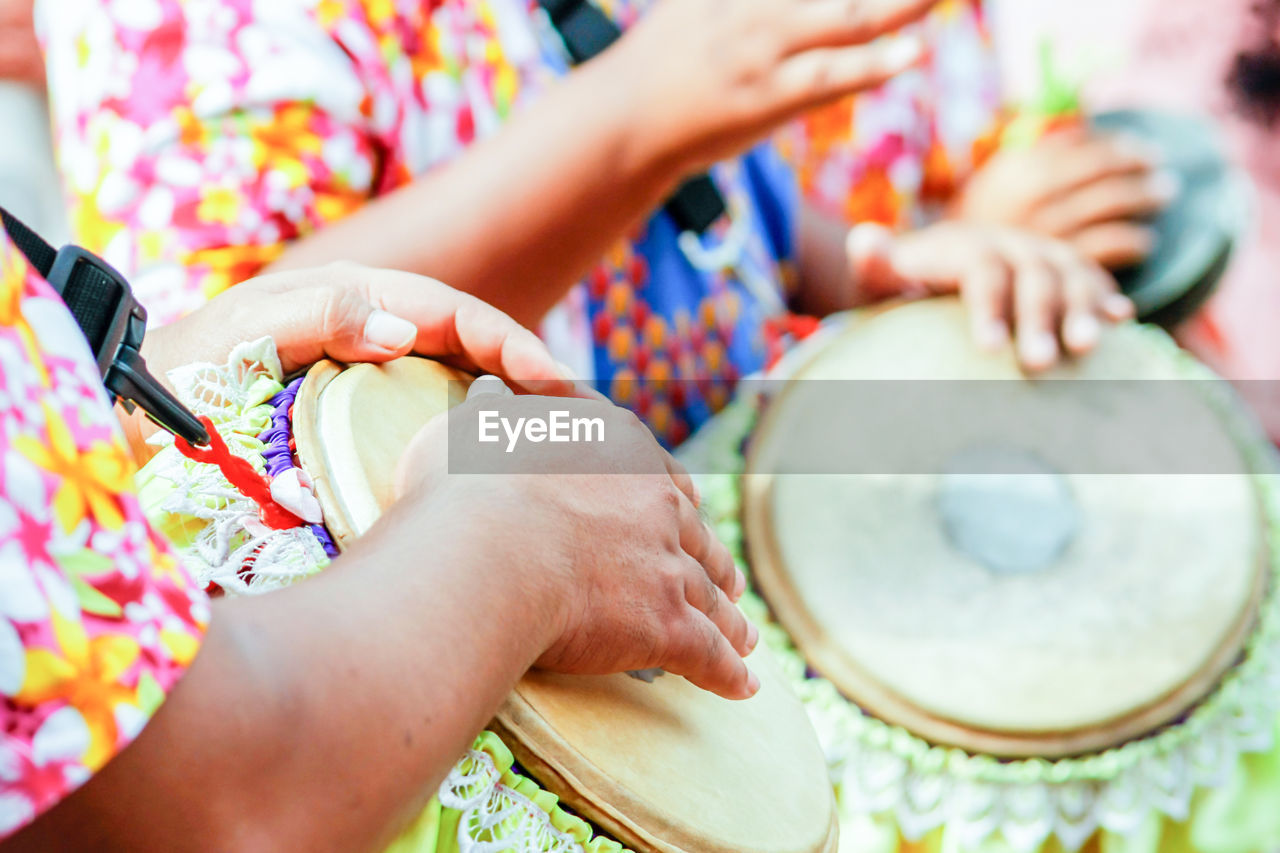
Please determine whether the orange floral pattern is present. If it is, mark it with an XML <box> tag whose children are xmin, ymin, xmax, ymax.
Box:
<box><xmin>0</xmin><ymin>232</ymin><xmax>209</xmax><ymax>840</ymax></box>
<box><xmin>781</xmin><ymin>0</ymin><xmax>1005</xmax><ymax>228</ymax></box>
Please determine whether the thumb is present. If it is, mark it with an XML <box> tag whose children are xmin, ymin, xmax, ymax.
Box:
<box><xmin>393</xmin><ymin>409</ymin><xmax>450</xmax><ymax>500</ymax></box>
<box><xmin>271</xmin><ymin>287</ymin><xmax>419</xmax><ymax>373</ymax></box>
<box><xmin>846</xmin><ymin>223</ymin><xmax>920</xmax><ymax>300</ymax></box>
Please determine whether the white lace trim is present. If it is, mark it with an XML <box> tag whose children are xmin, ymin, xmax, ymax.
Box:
<box><xmin>142</xmin><ymin>337</ymin><xmax>328</xmax><ymax>594</ymax></box>
<box><xmin>440</xmin><ymin>747</ymin><xmax>586</xmax><ymax>853</ymax></box>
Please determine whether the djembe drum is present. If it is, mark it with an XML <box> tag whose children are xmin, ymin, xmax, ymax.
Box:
<box><xmin>138</xmin><ymin>340</ymin><xmax>838</xmax><ymax>853</ymax></box>
<box><xmin>684</xmin><ymin>299</ymin><xmax>1280</xmax><ymax>853</ymax></box>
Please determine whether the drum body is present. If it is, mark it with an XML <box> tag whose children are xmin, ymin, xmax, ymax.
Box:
<box><xmin>684</xmin><ymin>299</ymin><xmax>1280</xmax><ymax>853</ymax></box>
<box><xmin>138</xmin><ymin>341</ymin><xmax>838</xmax><ymax>853</ymax></box>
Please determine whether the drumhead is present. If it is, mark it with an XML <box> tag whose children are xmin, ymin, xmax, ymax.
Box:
<box><xmin>293</xmin><ymin>357</ymin><xmax>473</xmax><ymax>548</ymax></box>
<box><xmin>293</xmin><ymin>358</ymin><xmax>839</xmax><ymax>852</ymax></box>
<box><xmin>742</xmin><ymin>299</ymin><xmax>1268</xmax><ymax>757</ymax></box>
<box><xmin>493</xmin><ymin>647</ymin><xmax>837</xmax><ymax>853</ymax></box>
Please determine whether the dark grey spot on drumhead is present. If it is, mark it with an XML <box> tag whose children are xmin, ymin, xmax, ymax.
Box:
<box><xmin>936</xmin><ymin>446</ymin><xmax>1079</xmax><ymax>576</ymax></box>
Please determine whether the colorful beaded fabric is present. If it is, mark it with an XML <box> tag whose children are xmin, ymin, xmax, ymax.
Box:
<box><xmin>135</xmin><ymin>340</ymin><xmax>633</xmax><ymax>853</ymax></box>
<box><xmin>680</xmin><ymin>324</ymin><xmax>1280</xmax><ymax>853</ymax></box>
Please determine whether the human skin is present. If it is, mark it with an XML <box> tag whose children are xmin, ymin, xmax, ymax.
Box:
<box><xmin>9</xmin><ymin>264</ymin><xmax>755</xmax><ymax>852</ymax></box>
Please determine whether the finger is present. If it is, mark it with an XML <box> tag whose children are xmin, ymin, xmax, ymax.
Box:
<box><xmin>678</xmin><ymin>494</ymin><xmax>743</xmax><ymax>599</ymax></box>
<box><xmin>665</xmin><ymin>451</ymin><xmax>701</xmax><ymax>509</ymax></box>
<box><xmin>661</xmin><ymin>609</ymin><xmax>759</xmax><ymax>700</ymax></box>
<box><xmin>1024</xmin><ymin>135</ymin><xmax>1157</xmax><ymax>209</ymax></box>
<box><xmin>1070</xmin><ymin>222</ymin><xmax>1157</xmax><ymax>269</ymax></box>
<box><xmin>1029</xmin><ymin>172</ymin><xmax>1178</xmax><ymax>238</ymax></box>
<box><xmin>256</xmin><ymin>265</ymin><xmax>581</xmax><ymax>398</ymax></box>
<box><xmin>996</xmin><ymin>235</ymin><xmax>1062</xmax><ymax>371</ymax></box>
<box><xmin>773</xmin><ymin>36</ymin><xmax>924</xmax><ymax>112</ymax></box>
<box><xmin>1043</xmin><ymin>242</ymin><xmax>1115</xmax><ymax>356</ymax></box>
<box><xmin>682</xmin><ymin>561</ymin><xmax>754</xmax><ymax>656</ymax></box>
<box><xmin>245</xmin><ymin>283</ymin><xmax>415</xmax><ymax>370</ymax></box>
<box><xmin>785</xmin><ymin>0</ymin><xmax>940</xmax><ymax>53</ymax></box>
<box><xmin>957</xmin><ymin>250</ymin><xmax>1012</xmax><ymax>352</ymax></box>
<box><xmin>847</xmin><ymin>223</ymin><xmax>912</xmax><ymax>299</ymax></box>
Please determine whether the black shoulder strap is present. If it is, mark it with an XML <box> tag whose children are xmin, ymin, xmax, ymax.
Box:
<box><xmin>537</xmin><ymin>0</ymin><xmax>727</xmax><ymax>234</ymax></box>
<box><xmin>0</xmin><ymin>207</ymin><xmax>209</xmax><ymax>446</ymax></box>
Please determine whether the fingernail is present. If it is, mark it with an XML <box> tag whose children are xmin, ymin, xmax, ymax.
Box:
<box><xmin>1148</xmin><ymin>170</ymin><xmax>1181</xmax><ymax>202</ymax></box>
<box><xmin>364</xmin><ymin>310</ymin><xmax>417</xmax><ymax>351</ymax></box>
<box><xmin>746</xmin><ymin>621</ymin><xmax>759</xmax><ymax>652</ymax></box>
<box><xmin>744</xmin><ymin>671</ymin><xmax>761</xmax><ymax>698</ymax></box>
<box><xmin>974</xmin><ymin>319</ymin><xmax>1009</xmax><ymax>351</ymax></box>
<box><xmin>1105</xmin><ymin>293</ymin><xmax>1136</xmax><ymax>319</ymax></box>
<box><xmin>881</xmin><ymin>36</ymin><xmax>924</xmax><ymax>71</ymax></box>
<box><xmin>1019</xmin><ymin>332</ymin><xmax>1058</xmax><ymax>368</ymax></box>
<box><xmin>466</xmin><ymin>374</ymin><xmax>514</xmax><ymax>400</ymax></box>
<box><xmin>846</xmin><ymin>222</ymin><xmax>893</xmax><ymax>259</ymax></box>
<box><xmin>1064</xmin><ymin>314</ymin><xmax>1100</xmax><ymax>350</ymax></box>
<box><xmin>1114</xmin><ymin>134</ymin><xmax>1161</xmax><ymax>164</ymax></box>
<box><xmin>733</xmin><ymin>568</ymin><xmax>746</xmax><ymax>602</ymax></box>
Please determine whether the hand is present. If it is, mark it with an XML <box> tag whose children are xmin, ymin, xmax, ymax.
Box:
<box><xmin>143</xmin><ymin>261</ymin><xmax>579</xmax><ymax>391</ymax></box>
<box><xmin>847</xmin><ymin>222</ymin><xmax>1135</xmax><ymax>371</ymax></box>
<box><xmin>128</xmin><ymin>262</ymin><xmax>585</xmax><ymax>460</ymax></box>
<box><xmin>396</xmin><ymin>395</ymin><xmax>759</xmax><ymax>700</ymax></box>
<box><xmin>0</xmin><ymin>0</ymin><xmax>43</xmax><ymax>88</ymax></box>
<box><xmin>951</xmin><ymin>127</ymin><xmax>1175</xmax><ymax>269</ymax></box>
<box><xmin>608</xmin><ymin>0</ymin><xmax>939</xmax><ymax>174</ymax></box>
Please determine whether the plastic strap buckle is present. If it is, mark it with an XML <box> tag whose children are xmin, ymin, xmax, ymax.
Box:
<box><xmin>44</xmin><ymin>245</ymin><xmax>210</xmax><ymax>446</ymax></box>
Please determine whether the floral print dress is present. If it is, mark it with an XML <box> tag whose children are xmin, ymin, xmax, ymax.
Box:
<box><xmin>0</xmin><ymin>229</ymin><xmax>209</xmax><ymax>840</ymax></box>
<box><xmin>781</xmin><ymin>0</ymin><xmax>1005</xmax><ymax>229</ymax></box>
<box><xmin>41</xmin><ymin>0</ymin><xmax>796</xmax><ymax>446</ymax></box>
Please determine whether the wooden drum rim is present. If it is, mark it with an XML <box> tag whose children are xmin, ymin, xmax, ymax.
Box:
<box><xmin>740</xmin><ymin>307</ymin><xmax>1269</xmax><ymax>759</ymax></box>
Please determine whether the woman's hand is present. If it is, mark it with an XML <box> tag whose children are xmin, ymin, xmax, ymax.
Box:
<box><xmin>608</xmin><ymin>0</ymin><xmax>939</xmax><ymax>175</ymax></box>
<box><xmin>143</xmin><ymin>262</ymin><xmax>577</xmax><ymax>390</ymax></box>
<box><xmin>126</xmin><ymin>262</ymin><xmax>584</xmax><ymax>461</ymax></box>
<box><xmin>847</xmin><ymin>221</ymin><xmax>1134</xmax><ymax>371</ymax></box>
<box><xmin>951</xmin><ymin>128</ymin><xmax>1175</xmax><ymax>269</ymax></box>
<box><xmin>396</xmin><ymin>395</ymin><xmax>759</xmax><ymax>701</ymax></box>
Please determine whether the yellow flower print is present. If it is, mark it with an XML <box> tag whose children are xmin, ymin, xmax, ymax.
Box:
<box><xmin>14</xmin><ymin>403</ymin><xmax>135</xmax><ymax>533</ymax></box>
<box><xmin>1</xmin><ymin>248</ymin><xmax>25</xmax><ymax>326</ymax></box>
<box><xmin>366</xmin><ymin>0</ymin><xmax>394</xmax><ymax>25</ymax></box>
<box><xmin>315</xmin><ymin>0</ymin><xmax>345</xmax><ymax>27</ymax></box>
<box><xmin>251</xmin><ymin>105</ymin><xmax>324</xmax><ymax>164</ymax></box>
<box><xmin>15</xmin><ymin>609</ymin><xmax>141</xmax><ymax>770</ymax></box>
<box><xmin>184</xmin><ymin>243</ymin><xmax>286</xmax><ymax>302</ymax></box>
<box><xmin>196</xmin><ymin>185</ymin><xmax>243</xmax><ymax>227</ymax></box>
<box><xmin>69</xmin><ymin>195</ymin><xmax>125</xmax><ymax>262</ymax></box>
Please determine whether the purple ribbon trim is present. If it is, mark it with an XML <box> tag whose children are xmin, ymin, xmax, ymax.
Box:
<box><xmin>260</xmin><ymin>377</ymin><xmax>338</xmax><ymax>557</ymax></box>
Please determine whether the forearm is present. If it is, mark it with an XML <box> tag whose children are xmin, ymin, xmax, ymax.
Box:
<box><xmin>7</xmin><ymin>490</ymin><xmax>556</xmax><ymax>852</ymax></box>
<box><xmin>266</xmin><ymin>51</ymin><xmax>682</xmax><ymax>329</ymax></box>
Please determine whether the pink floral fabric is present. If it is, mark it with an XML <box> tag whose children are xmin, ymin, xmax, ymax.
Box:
<box><xmin>0</xmin><ymin>230</ymin><xmax>209</xmax><ymax>839</ymax></box>
<box><xmin>40</xmin><ymin>0</ymin><xmax>560</xmax><ymax>326</ymax></box>
<box><xmin>780</xmin><ymin>0</ymin><xmax>1005</xmax><ymax>228</ymax></box>
<box><xmin>40</xmin><ymin>0</ymin><xmax>799</xmax><ymax>446</ymax></box>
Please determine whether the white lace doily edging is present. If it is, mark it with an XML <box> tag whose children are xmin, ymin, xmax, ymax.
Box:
<box><xmin>440</xmin><ymin>747</ymin><xmax>587</xmax><ymax>853</ymax></box>
<box><xmin>143</xmin><ymin>337</ymin><xmax>328</xmax><ymax>594</ymax></box>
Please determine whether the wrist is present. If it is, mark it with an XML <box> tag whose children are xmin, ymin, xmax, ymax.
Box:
<box><xmin>390</xmin><ymin>478</ymin><xmax>571</xmax><ymax>656</ymax></box>
<box><xmin>583</xmin><ymin>35</ymin><xmax>692</xmax><ymax>190</ymax></box>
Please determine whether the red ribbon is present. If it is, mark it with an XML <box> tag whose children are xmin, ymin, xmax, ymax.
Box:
<box><xmin>764</xmin><ymin>314</ymin><xmax>822</xmax><ymax>371</ymax></box>
<box><xmin>175</xmin><ymin>415</ymin><xmax>304</xmax><ymax>531</ymax></box>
